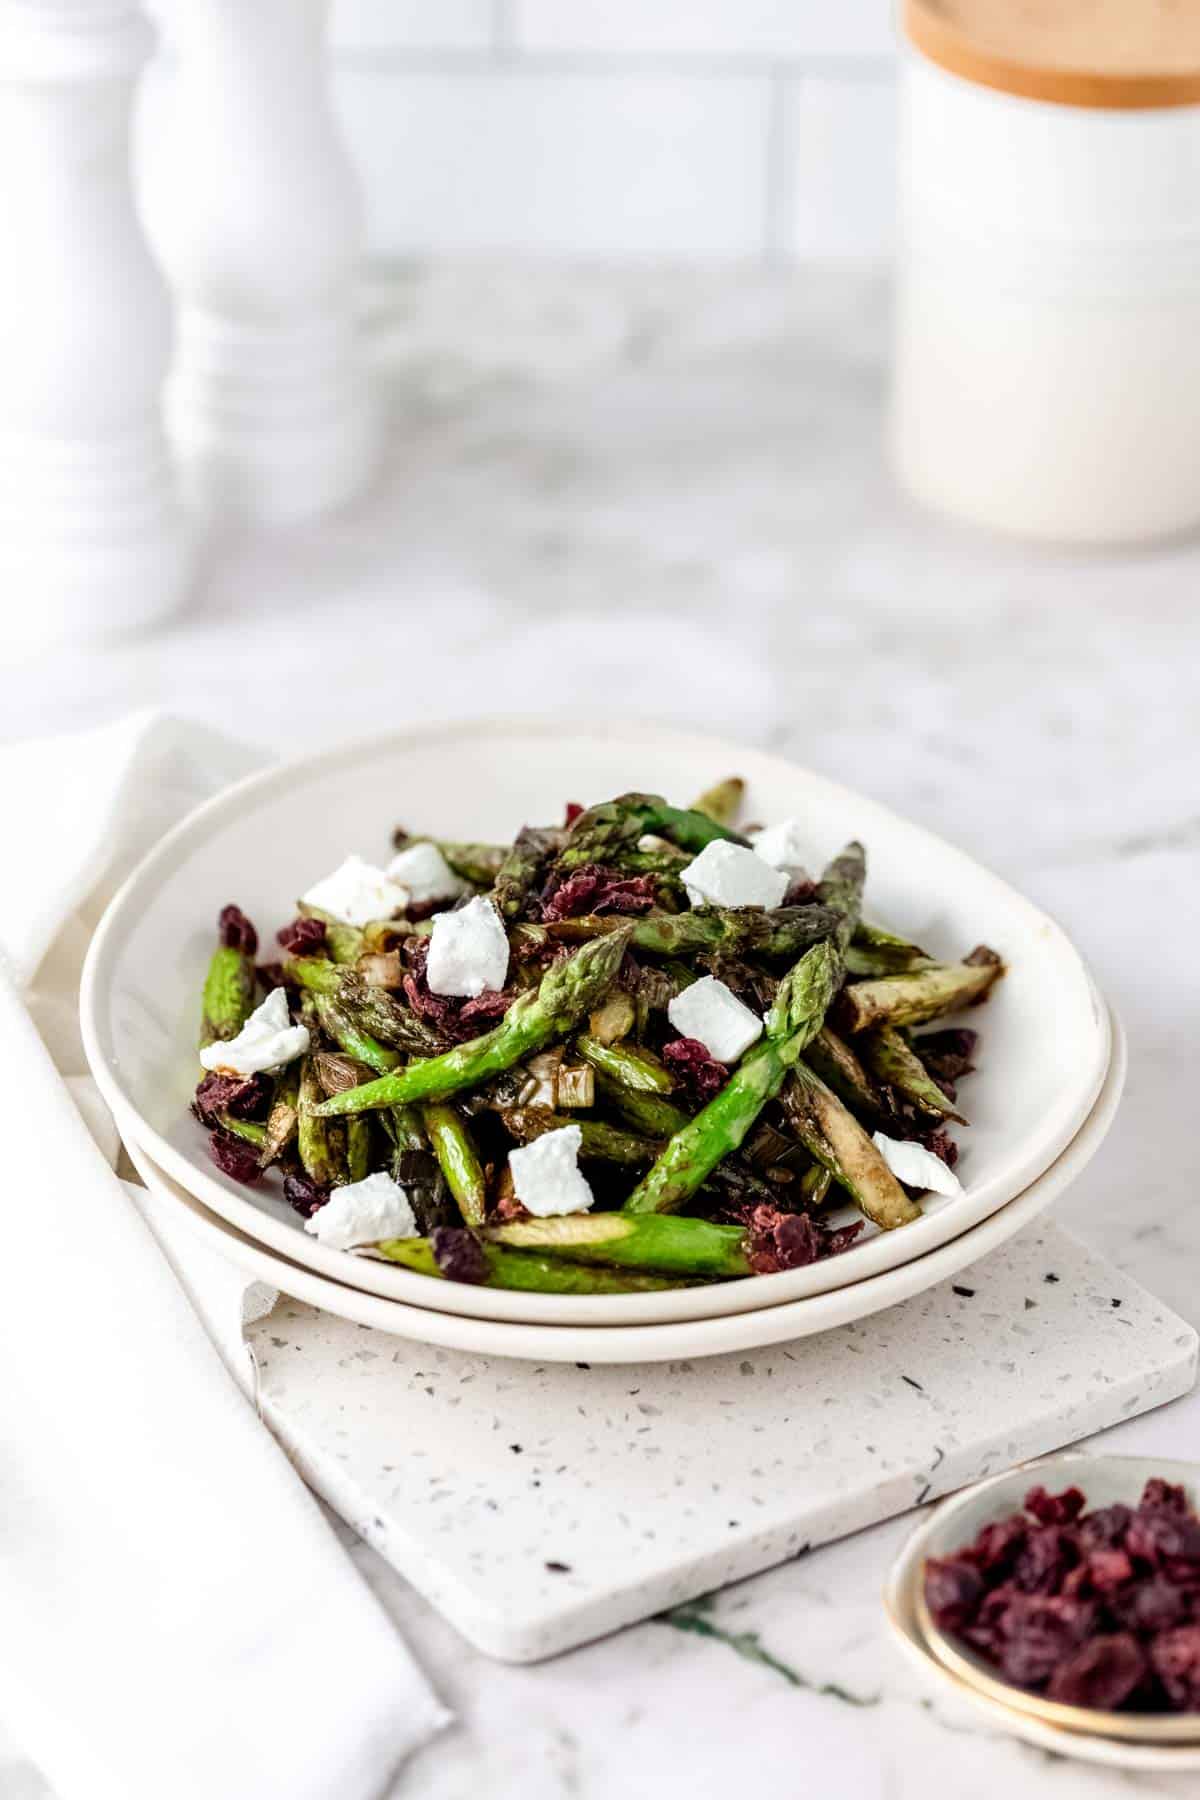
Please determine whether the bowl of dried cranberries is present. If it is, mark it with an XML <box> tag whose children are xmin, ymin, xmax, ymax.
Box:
<box><xmin>914</xmin><ymin>1455</ymin><xmax>1200</xmax><ymax>1743</ymax></box>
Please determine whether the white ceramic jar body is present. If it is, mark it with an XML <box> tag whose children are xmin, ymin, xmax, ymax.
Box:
<box><xmin>892</xmin><ymin>51</ymin><xmax>1200</xmax><ymax>545</ymax></box>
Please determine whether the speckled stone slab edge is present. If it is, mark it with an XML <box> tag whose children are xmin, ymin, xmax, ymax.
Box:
<box><xmin>247</xmin><ymin>1223</ymin><xmax>1197</xmax><ymax>1663</ymax></box>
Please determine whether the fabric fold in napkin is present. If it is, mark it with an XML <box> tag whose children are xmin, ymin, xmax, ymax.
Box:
<box><xmin>0</xmin><ymin>713</ymin><xmax>449</xmax><ymax>1800</ymax></box>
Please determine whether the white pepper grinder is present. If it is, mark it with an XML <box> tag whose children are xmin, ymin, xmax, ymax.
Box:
<box><xmin>892</xmin><ymin>0</ymin><xmax>1200</xmax><ymax>545</ymax></box>
<box><xmin>0</xmin><ymin>0</ymin><xmax>191</xmax><ymax>650</ymax></box>
<box><xmin>139</xmin><ymin>0</ymin><xmax>381</xmax><ymax>527</ymax></box>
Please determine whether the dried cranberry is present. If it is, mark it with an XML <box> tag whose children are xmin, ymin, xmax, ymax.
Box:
<box><xmin>1014</xmin><ymin>1526</ymin><xmax>1078</xmax><ymax>1594</ymax></box>
<box><xmin>282</xmin><ymin>1171</ymin><xmax>330</xmax><ymax>1218</ymax></box>
<box><xmin>218</xmin><ymin>904</ymin><xmax>257</xmax><ymax>955</ymax></box>
<box><xmin>208</xmin><ymin>1129</ymin><xmax>261</xmax><ymax>1185</ymax></box>
<box><xmin>430</xmin><ymin>1227</ymin><xmax>487</xmax><ymax>1285</ymax></box>
<box><xmin>782</xmin><ymin>875</ymin><xmax>819</xmax><ymax>905</ymax></box>
<box><xmin>995</xmin><ymin>1594</ymin><xmax>1097</xmax><ymax>1689</ymax></box>
<box><xmin>1142</xmin><ymin>1478</ymin><xmax>1191</xmax><ymax>1514</ymax></box>
<box><xmin>1048</xmin><ymin>1633</ymin><xmax>1147</xmax><ymax>1709</ymax></box>
<box><xmin>1126</xmin><ymin>1509</ymin><xmax>1200</xmax><ymax>1569</ymax></box>
<box><xmin>969</xmin><ymin>1516</ymin><xmax>1028</xmax><ymax>1579</ymax></box>
<box><xmin>1109</xmin><ymin>1575</ymin><xmax>1190</xmax><ymax>1636</ymax></box>
<box><xmin>744</xmin><ymin>1204</ymin><xmax>861</xmax><ymax>1274</ymax></box>
<box><xmin>924</xmin><ymin>1557</ymin><xmax>984</xmax><ymax>1632</ymax></box>
<box><xmin>662</xmin><ymin>1036</ymin><xmax>726</xmax><ymax>1102</ymax></box>
<box><xmin>1087</xmin><ymin>1549</ymin><xmax>1134</xmax><ymax>1594</ymax></box>
<box><xmin>193</xmin><ymin>1071</ymin><xmax>271</xmax><ymax>1126</ymax></box>
<box><xmin>920</xmin><ymin>1128</ymin><xmax>959</xmax><ymax>1168</ymax></box>
<box><xmin>540</xmin><ymin>863</ymin><xmax>658</xmax><ymax>922</ymax></box>
<box><xmin>563</xmin><ymin>802</ymin><xmax>584</xmax><ymax>826</ymax></box>
<box><xmin>1078</xmin><ymin>1504</ymin><xmax>1134</xmax><ymax>1551</ymax></box>
<box><xmin>402</xmin><ymin>937</ymin><xmax>515</xmax><ymax>1042</ymax></box>
<box><xmin>1026</xmin><ymin>1484</ymin><xmax>1087</xmax><ymax>1527</ymax></box>
<box><xmin>277</xmin><ymin>915</ymin><xmax>327</xmax><ymax>955</ymax></box>
<box><xmin>913</xmin><ymin>1028</ymin><xmax>978</xmax><ymax>1085</ymax></box>
<box><xmin>1151</xmin><ymin>1625</ymin><xmax>1200</xmax><ymax>1709</ymax></box>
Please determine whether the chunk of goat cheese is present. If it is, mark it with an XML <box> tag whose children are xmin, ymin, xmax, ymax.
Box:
<box><xmin>426</xmin><ymin>896</ymin><xmax>510</xmax><ymax>998</ymax></box>
<box><xmin>508</xmin><ymin>1125</ymin><xmax>595</xmax><ymax>1217</ymax></box>
<box><xmin>667</xmin><ymin>975</ymin><xmax>763</xmax><ymax>1063</ymax></box>
<box><xmin>680</xmin><ymin>840</ymin><xmax>789</xmax><ymax>910</ymax></box>
<box><xmin>198</xmin><ymin>987</ymin><xmax>310</xmax><ymax>1076</ymax></box>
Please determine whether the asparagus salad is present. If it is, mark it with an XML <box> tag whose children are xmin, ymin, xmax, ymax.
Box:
<box><xmin>191</xmin><ymin>783</ymin><xmax>1005</xmax><ymax>1295</ymax></box>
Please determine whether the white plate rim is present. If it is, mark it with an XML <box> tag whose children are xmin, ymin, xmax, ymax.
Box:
<box><xmin>81</xmin><ymin>715</ymin><xmax>1111</xmax><ymax>1327</ymax></box>
<box><xmin>122</xmin><ymin>1007</ymin><xmax>1125</xmax><ymax>1364</ymax></box>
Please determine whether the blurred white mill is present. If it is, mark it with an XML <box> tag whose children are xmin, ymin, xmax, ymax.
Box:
<box><xmin>0</xmin><ymin>0</ymin><xmax>190</xmax><ymax>647</ymax></box>
<box><xmin>139</xmin><ymin>0</ymin><xmax>381</xmax><ymax>527</ymax></box>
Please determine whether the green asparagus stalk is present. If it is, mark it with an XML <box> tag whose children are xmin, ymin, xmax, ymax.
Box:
<box><xmin>592</xmin><ymin>1074</ymin><xmax>692</xmax><ymax>1139</ymax></box>
<box><xmin>836</xmin><ymin>948</ymin><xmax>1004</xmax><ymax>1034</ymax></box>
<box><xmin>311</xmin><ymin>925</ymin><xmax>634</xmax><ymax>1118</ymax></box>
<box><xmin>691</xmin><ymin>777</ymin><xmax>744</xmax><ymax>827</ymax></box>
<box><xmin>295</xmin><ymin>906</ymin><xmax>363</xmax><ymax>965</ymax></box>
<box><xmin>844</xmin><ymin>921</ymin><xmax>933</xmax><ymax>979</ymax></box>
<box><xmin>376</xmin><ymin>1237</ymin><xmax>686</xmax><ymax>1293</ymax></box>
<box><xmin>624</xmin><ymin>939</ymin><xmax>840</xmax><ymax>1216</ymax></box>
<box><xmin>346</xmin><ymin>1115</ymin><xmax>372</xmax><ymax>1183</ymax></box>
<box><xmin>780</xmin><ymin>1062</ymin><xmax>919</xmax><ymax>1230</ymax></box>
<box><xmin>289</xmin><ymin>958</ymin><xmax>444</xmax><ymax>1058</ymax></box>
<box><xmin>574</xmin><ymin>1035</ymin><xmax>676</xmax><ymax>1094</ymax></box>
<box><xmin>313</xmin><ymin>996</ymin><xmax>400</xmax><ymax>1077</ymax></box>
<box><xmin>799</xmin><ymin>1161</ymin><xmax>833</xmax><ymax>1206</ymax></box>
<box><xmin>393</xmin><ymin>838</ymin><xmax>506</xmax><ymax>886</ymax></box>
<box><xmin>805</xmin><ymin>1026</ymin><xmax>885</xmax><ymax>1121</ymax></box>
<box><xmin>489</xmin><ymin>1212</ymin><xmax>751</xmax><ymax>1277</ymax></box>
<box><xmin>384</xmin><ymin>1102</ymin><xmax>428</xmax><ymax>1154</ymax></box>
<box><xmin>492</xmin><ymin>825</ymin><xmax>562</xmax><ymax>919</ymax></box>
<box><xmin>199</xmin><ymin>943</ymin><xmax>256</xmax><ymax>1049</ymax></box>
<box><xmin>215</xmin><ymin>1113</ymin><xmax>267</xmax><ymax>1148</ymax></box>
<box><xmin>557</xmin><ymin>791</ymin><xmax>748</xmax><ymax>872</ymax></box>
<box><xmin>541</xmin><ymin>904</ymin><xmax>841</xmax><ymax>962</ymax></box>
<box><xmin>422</xmin><ymin>1103</ymin><xmax>487</xmax><ymax>1226</ymax></box>
<box><xmin>816</xmin><ymin>841</ymin><xmax>866</xmax><ymax>953</ymax></box>
<box><xmin>501</xmin><ymin>1107</ymin><xmax>663</xmax><ymax>1167</ymax></box>
<box><xmin>859</xmin><ymin>1024</ymin><xmax>967</xmax><ymax>1124</ymax></box>
<box><xmin>587</xmin><ymin>991</ymin><xmax>637</xmax><ymax>1045</ymax></box>
<box><xmin>259</xmin><ymin>1065</ymin><xmax>300</xmax><ymax>1167</ymax></box>
<box><xmin>297</xmin><ymin>1058</ymin><xmax>344</xmax><ymax>1188</ymax></box>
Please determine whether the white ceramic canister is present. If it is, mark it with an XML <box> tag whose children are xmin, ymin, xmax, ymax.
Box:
<box><xmin>892</xmin><ymin>0</ymin><xmax>1200</xmax><ymax>546</ymax></box>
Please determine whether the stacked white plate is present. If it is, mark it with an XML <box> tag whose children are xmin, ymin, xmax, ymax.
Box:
<box><xmin>81</xmin><ymin>722</ymin><xmax>1120</xmax><ymax>1364</ymax></box>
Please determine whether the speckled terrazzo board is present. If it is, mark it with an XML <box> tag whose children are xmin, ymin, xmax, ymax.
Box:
<box><xmin>247</xmin><ymin>1223</ymin><xmax>1196</xmax><ymax>1663</ymax></box>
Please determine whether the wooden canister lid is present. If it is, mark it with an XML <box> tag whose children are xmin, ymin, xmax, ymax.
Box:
<box><xmin>903</xmin><ymin>0</ymin><xmax>1200</xmax><ymax>108</ymax></box>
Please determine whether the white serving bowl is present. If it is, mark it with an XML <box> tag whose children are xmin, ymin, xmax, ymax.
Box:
<box><xmin>122</xmin><ymin>1009</ymin><xmax>1124</xmax><ymax>1363</ymax></box>
<box><xmin>81</xmin><ymin>719</ymin><xmax>1111</xmax><ymax>1327</ymax></box>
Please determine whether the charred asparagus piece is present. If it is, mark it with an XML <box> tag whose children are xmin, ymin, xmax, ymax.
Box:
<box><xmin>501</xmin><ymin>1107</ymin><xmax>663</xmax><ymax>1167</ymax></box>
<box><xmin>836</xmin><ymin>948</ymin><xmax>1004</xmax><ymax>1034</ymax></box>
<box><xmin>557</xmin><ymin>791</ymin><xmax>749</xmax><ymax>872</ymax></box>
<box><xmin>624</xmin><ymin>939</ymin><xmax>839</xmax><ymax>1216</ymax></box>
<box><xmin>780</xmin><ymin>1063</ymin><xmax>919</xmax><ymax>1230</ymax></box>
<box><xmin>691</xmin><ymin>777</ymin><xmax>744</xmax><ymax>827</ymax></box>
<box><xmin>312</xmin><ymin>926</ymin><xmax>634</xmax><ymax>1117</ymax></box>
<box><xmin>860</xmin><ymin>1024</ymin><xmax>967</xmax><ymax>1125</ymax></box>
<box><xmin>377</xmin><ymin>1235</ymin><xmax>687</xmax><ymax>1294</ymax></box>
<box><xmin>199</xmin><ymin>908</ymin><xmax>257</xmax><ymax>1048</ymax></box>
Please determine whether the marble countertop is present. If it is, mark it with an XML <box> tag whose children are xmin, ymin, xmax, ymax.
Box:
<box><xmin>4</xmin><ymin>263</ymin><xmax>1199</xmax><ymax>1798</ymax></box>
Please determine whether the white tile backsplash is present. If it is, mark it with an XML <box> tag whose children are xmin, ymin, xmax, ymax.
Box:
<box><xmin>329</xmin><ymin>0</ymin><xmax>498</xmax><ymax>54</ymax></box>
<box><xmin>144</xmin><ymin>2</ymin><xmax>898</xmax><ymax>264</ymax></box>
<box><xmin>512</xmin><ymin>0</ymin><xmax>894</xmax><ymax>60</ymax></box>
<box><xmin>334</xmin><ymin>69</ymin><xmax>773</xmax><ymax>259</ymax></box>
<box><xmin>782</xmin><ymin>76</ymin><xmax>898</xmax><ymax>260</ymax></box>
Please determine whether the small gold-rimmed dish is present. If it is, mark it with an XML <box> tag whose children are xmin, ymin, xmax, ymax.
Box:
<box><xmin>885</xmin><ymin>1453</ymin><xmax>1200</xmax><ymax>1767</ymax></box>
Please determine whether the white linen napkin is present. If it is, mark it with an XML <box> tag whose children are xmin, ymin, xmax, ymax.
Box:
<box><xmin>0</xmin><ymin>712</ymin><xmax>449</xmax><ymax>1800</ymax></box>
